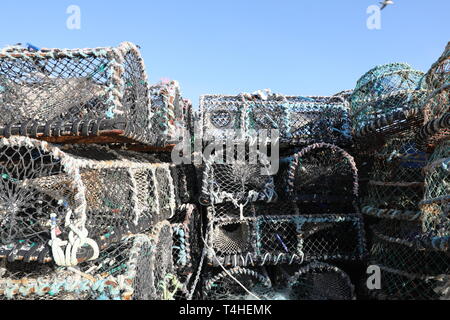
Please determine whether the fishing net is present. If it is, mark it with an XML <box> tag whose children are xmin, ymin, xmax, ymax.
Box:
<box><xmin>171</xmin><ymin>164</ymin><xmax>197</xmax><ymax>204</ymax></box>
<box><xmin>0</xmin><ymin>233</ymin><xmax>171</xmax><ymax>300</ymax></box>
<box><xmin>202</xmin><ymin>267</ymin><xmax>272</xmax><ymax>300</ymax></box>
<box><xmin>369</xmin><ymin>266</ymin><xmax>447</xmax><ymax>300</ymax></box>
<box><xmin>420</xmin><ymin>140</ymin><xmax>450</xmax><ymax>241</ymax></box>
<box><xmin>200</xmin><ymin>92</ymin><xmax>352</xmax><ymax>147</ymax></box>
<box><xmin>285</xmin><ymin>143</ymin><xmax>359</xmax><ymax>214</ymax></box>
<box><xmin>350</xmin><ymin>63</ymin><xmax>428</xmax><ymax>139</ymax></box>
<box><xmin>419</xmin><ymin>42</ymin><xmax>450</xmax><ymax>150</ymax></box>
<box><xmin>170</xmin><ymin>204</ymin><xmax>202</xmax><ymax>298</ymax></box>
<box><xmin>0</xmin><ymin>42</ymin><xmax>168</xmax><ymax>146</ymax></box>
<box><xmin>0</xmin><ymin>137</ymin><xmax>176</xmax><ymax>267</ymax></box>
<box><xmin>149</xmin><ymin>80</ymin><xmax>192</xmax><ymax>146</ymax></box>
<box><xmin>286</xmin><ymin>262</ymin><xmax>355</xmax><ymax>300</ymax></box>
<box><xmin>199</xmin><ymin>149</ymin><xmax>277</xmax><ymax>206</ymax></box>
<box><xmin>206</xmin><ymin>209</ymin><xmax>366</xmax><ymax>267</ymax></box>
<box><xmin>362</xmin><ymin>132</ymin><xmax>428</xmax><ymax>221</ymax></box>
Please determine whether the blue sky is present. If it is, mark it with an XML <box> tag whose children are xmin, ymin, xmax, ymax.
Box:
<box><xmin>0</xmin><ymin>0</ymin><xmax>448</xmax><ymax>106</ymax></box>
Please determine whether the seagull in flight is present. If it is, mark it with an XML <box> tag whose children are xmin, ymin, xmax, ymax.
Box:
<box><xmin>380</xmin><ymin>0</ymin><xmax>394</xmax><ymax>10</ymax></box>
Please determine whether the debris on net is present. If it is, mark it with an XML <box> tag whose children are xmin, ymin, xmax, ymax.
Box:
<box><xmin>202</xmin><ymin>267</ymin><xmax>273</xmax><ymax>300</ymax></box>
<box><xmin>0</xmin><ymin>42</ymin><xmax>169</xmax><ymax>146</ymax></box>
<box><xmin>420</xmin><ymin>140</ymin><xmax>450</xmax><ymax>246</ymax></box>
<box><xmin>419</xmin><ymin>42</ymin><xmax>450</xmax><ymax>150</ymax></box>
<box><xmin>350</xmin><ymin>63</ymin><xmax>428</xmax><ymax>139</ymax></box>
<box><xmin>149</xmin><ymin>80</ymin><xmax>193</xmax><ymax>146</ymax></box>
<box><xmin>285</xmin><ymin>143</ymin><xmax>359</xmax><ymax>214</ymax></box>
<box><xmin>200</xmin><ymin>91</ymin><xmax>352</xmax><ymax>147</ymax></box>
<box><xmin>0</xmin><ymin>228</ymin><xmax>177</xmax><ymax>301</ymax></box>
<box><xmin>0</xmin><ymin>137</ymin><xmax>176</xmax><ymax>267</ymax></box>
<box><xmin>286</xmin><ymin>262</ymin><xmax>355</xmax><ymax>300</ymax></box>
<box><xmin>362</xmin><ymin>132</ymin><xmax>429</xmax><ymax>221</ymax></box>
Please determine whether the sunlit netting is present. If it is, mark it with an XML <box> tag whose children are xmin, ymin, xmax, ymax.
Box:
<box><xmin>419</xmin><ymin>42</ymin><xmax>450</xmax><ymax>149</ymax></box>
<box><xmin>206</xmin><ymin>210</ymin><xmax>366</xmax><ymax>267</ymax></box>
<box><xmin>199</xmin><ymin>149</ymin><xmax>277</xmax><ymax>206</ymax></box>
<box><xmin>200</xmin><ymin>92</ymin><xmax>352</xmax><ymax>147</ymax></box>
<box><xmin>362</xmin><ymin>133</ymin><xmax>428</xmax><ymax>221</ymax></box>
<box><xmin>0</xmin><ymin>42</ymin><xmax>167</xmax><ymax>146</ymax></box>
<box><xmin>369</xmin><ymin>266</ymin><xmax>447</xmax><ymax>300</ymax></box>
<box><xmin>0</xmin><ymin>234</ymin><xmax>169</xmax><ymax>300</ymax></box>
<box><xmin>287</xmin><ymin>262</ymin><xmax>355</xmax><ymax>300</ymax></box>
<box><xmin>149</xmin><ymin>80</ymin><xmax>192</xmax><ymax>145</ymax></box>
<box><xmin>420</xmin><ymin>141</ymin><xmax>450</xmax><ymax>241</ymax></box>
<box><xmin>170</xmin><ymin>204</ymin><xmax>202</xmax><ymax>299</ymax></box>
<box><xmin>203</xmin><ymin>267</ymin><xmax>272</xmax><ymax>300</ymax></box>
<box><xmin>286</xmin><ymin>143</ymin><xmax>359</xmax><ymax>214</ymax></box>
<box><xmin>351</xmin><ymin>63</ymin><xmax>428</xmax><ymax>138</ymax></box>
<box><xmin>0</xmin><ymin>137</ymin><xmax>176</xmax><ymax>267</ymax></box>
<box><xmin>370</xmin><ymin>221</ymin><xmax>450</xmax><ymax>277</ymax></box>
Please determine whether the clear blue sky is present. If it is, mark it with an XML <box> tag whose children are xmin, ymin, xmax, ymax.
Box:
<box><xmin>1</xmin><ymin>0</ymin><xmax>448</xmax><ymax>106</ymax></box>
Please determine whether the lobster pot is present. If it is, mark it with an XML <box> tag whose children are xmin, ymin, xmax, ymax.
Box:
<box><xmin>149</xmin><ymin>81</ymin><xmax>192</xmax><ymax>146</ymax></box>
<box><xmin>170</xmin><ymin>205</ymin><xmax>202</xmax><ymax>278</ymax></box>
<box><xmin>419</xmin><ymin>42</ymin><xmax>450</xmax><ymax>149</ymax></box>
<box><xmin>0</xmin><ymin>226</ymin><xmax>175</xmax><ymax>301</ymax></box>
<box><xmin>420</xmin><ymin>141</ymin><xmax>450</xmax><ymax>239</ymax></box>
<box><xmin>0</xmin><ymin>42</ymin><xmax>167</xmax><ymax>146</ymax></box>
<box><xmin>287</xmin><ymin>262</ymin><xmax>355</xmax><ymax>300</ymax></box>
<box><xmin>206</xmin><ymin>212</ymin><xmax>366</xmax><ymax>267</ymax></box>
<box><xmin>0</xmin><ymin>137</ymin><xmax>176</xmax><ymax>266</ymax></box>
<box><xmin>370</xmin><ymin>221</ymin><xmax>450</xmax><ymax>276</ymax></box>
<box><xmin>170</xmin><ymin>164</ymin><xmax>197</xmax><ymax>204</ymax></box>
<box><xmin>370</xmin><ymin>266</ymin><xmax>447</xmax><ymax>300</ymax></box>
<box><xmin>202</xmin><ymin>267</ymin><xmax>272</xmax><ymax>300</ymax></box>
<box><xmin>362</xmin><ymin>133</ymin><xmax>429</xmax><ymax>221</ymax></box>
<box><xmin>350</xmin><ymin>63</ymin><xmax>428</xmax><ymax>139</ymax></box>
<box><xmin>198</xmin><ymin>149</ymin><xmax>277</xmax><ymax>206</ymax></box>
<box><xmin>285</xmin><ymin>143</ymin><xmax>359</xmax><ymax>214</ymax></box>
<box><xmin>200</xmin><ymin>92</ymin><xmax>352</xmax><ymax>147</ymax></box>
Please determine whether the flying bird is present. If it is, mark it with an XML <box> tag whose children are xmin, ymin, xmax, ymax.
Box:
<box><xmin>380</xmin><ymin>0</ymin><xmax>394</xmax><ymax>10</ymax></box>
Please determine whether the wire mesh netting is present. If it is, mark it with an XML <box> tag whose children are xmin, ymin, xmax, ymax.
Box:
<box><xmin>149</xmin><ymin>80</ymin><xmax>192</xmax><ymax>146</ymax></box>
<box><xmin>285</xmin><ymin>143</ymin><xmax>359</xmax><ymax>214</ymax></box>
<box><xmin>420</xmin><ymin>140</ymin><xmax>450</xmax><ymax>242</ymax></box>
<box><xmin>0</xmin><ymin>233</ymin><xmax>174</xmax><ymax>300</ymax></box>
<box><xmin>350</xmin><ymin>63</ymin><xmax>428</xmax><ymax>139</ymax></box>
<box><xmin>361</xmin><ymin>132</ymin><xmax>429</xmax><ymax>221</ymax></box>
<box><xmin>170</xmin><ymin>204</ymin><xmax>202</xmax><ymax>295</ymax></box>
<box><xmin>0</xmin><ymin>137</ymin><xmax>176</xmax><ymax>266</ymax></box>
<box><xmin>200</xmin><ymin>92</ymin><xmax>352</xmax><ymax>147</ymax></box>
<box><xmin>0</xmin><ymin>42</ymin><xmax>169</xmax><ymax>146</ymax></box>
<box><xmin>419</xmin><ymin>42</ymin><xmax>450</xmax><ymax>149</ymax></box>
<box><xmin>199</xmin><ymin>149</ymin><xmax>277</xmax><ymax>206</ymax></box>
<box><xmin>286</xmin><ymin>262</ymin><xmax>355</xmax><ymax>300</ymax></box>
<box><xmin>202</xmin><ymin>267</ymin><xmax>272</xmax><ymax>300</ymax></box>
<box><xmin>170</xmin><ymin>164</ymin><xmax>197</xmax><ymax>204</ymax></box>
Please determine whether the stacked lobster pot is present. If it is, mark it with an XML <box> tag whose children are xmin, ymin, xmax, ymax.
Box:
<box><xmin>0</xmin><ymin>42</ymin><xmax>191</xmax><ymax>300</ymax></box>
<box><xmin>199</xmin><ymin>90</ymin><xmax>364</xmax><ymax>300</ymax></box>
<box><xmin>352</xmin><ymin>54</ymin><xmax>450</xmax><ymax>300</ymax></box>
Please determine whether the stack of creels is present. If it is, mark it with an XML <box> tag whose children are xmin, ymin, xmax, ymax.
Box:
<box><xmin>350</xmin><ymin>63</ymin><xmax>428</xmax><ymax>141</ymax></box>
<box><xmin>149</xmin><ymin>80</ymin><xmax>193</xmax><ymax>147</ymax></box>
<box><xmin>0</xmin><ymin>137</ymin><xmax>177</xmax><ymax>266</ymax></box>
<box><xmin>0</xmin><ymin>42</ymin><xmax>173</xmax><ymax>147</ymax></box>
<box><xmin>419</xmin><ymin>42</ymin><xmax>449</xmax><ymax>151</ymax></box>
<box><xmin>1</xmin><ymin>221</ymin><xmax>176</xmax><ymax>301</ymax></box>
<box><xmin>361</xmin><ymin>132</ymin><xmax>429</xmax><ymax>222</ymax></box>
<box><xmin>199</xmin><ymin>91</ymin><xmax>352</xmax><ymax>148</ymax></box>
<box><xmin>169</xmin><ymin>204</ymin><xmax>203</xmax><ymax>300</ymax></box>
